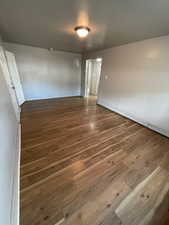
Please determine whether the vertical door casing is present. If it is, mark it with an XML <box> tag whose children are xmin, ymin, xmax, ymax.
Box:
<box><xmin>5</xmin><ymin>51</ymin><xmax>25</xmax><ymax>105</ymax></box>
<box><xmin>0</xmin><ymin>46</ymin><xmax>20</xmax><ymax>121</ymax></box>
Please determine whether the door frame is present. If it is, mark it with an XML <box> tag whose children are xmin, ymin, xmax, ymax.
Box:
<box><xmin>84</xmin><ymin>58</ymin><xmax>102</xmax><ymax>98</ymax></box>
<box><xmin>0</xmin><ymin>46</ymin><xmax>20</xmax><ymax>121</ymax></box>
<box><xmin>5</xmin><ymin>51</ymin><xmax>25</xmax><ymax>106</ymax></box>
<box><xmin>84</xmin><ymin>59</ymin><xmax>92</xmax><ymax>97</ymax></box>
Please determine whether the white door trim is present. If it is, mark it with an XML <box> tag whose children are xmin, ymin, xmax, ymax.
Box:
<box><xmin>0</xmin><ymin>46</ymin><xmax>20</xmax><ymax>121</ymax></box>
<box><xmin>5</xmin><ymin>51</ymin><xmax>25</xmax><ymax>106</ymax></box>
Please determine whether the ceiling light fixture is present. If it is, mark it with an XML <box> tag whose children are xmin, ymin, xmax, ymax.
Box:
<box><xmin>75</xmin><ymin>26</ymin><xmax>90</xmax><ymax>38</ymax></box>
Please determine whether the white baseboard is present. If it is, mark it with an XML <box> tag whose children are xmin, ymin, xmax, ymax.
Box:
<box><xmin>10</xmin><ymin>124</ymin><xmax>21</xmax><ymax>225</ymax></box>
<box><xmin>97</xmin><ymin>101</ymin><xmax>169</xmax><ymax>138</ymax></box>
<box><xmin>25</xmin><ymin>94</ymin><xmax>81</xmax><ymax>101</ymax></box>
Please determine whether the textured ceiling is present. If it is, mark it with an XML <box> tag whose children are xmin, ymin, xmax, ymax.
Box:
<box><xmin>0</xmin><ymin>0</ymin><xmax>169</xmax><ymax>53</ymax></box>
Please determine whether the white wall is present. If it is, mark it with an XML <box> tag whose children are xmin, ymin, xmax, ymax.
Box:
<box><xmin>84</xmin><ymin>35</ymin><xmax>169</xmax><ymax>137</ymax></box>
<box><xmin>4</xmin><ymin>43</ymin><xmax>82</xmax><ymax>100</ymax></box>
<box><xmin>0</xmin><ymin>37</ymin><xmax>19</xmax><ymax>225</ymax></box>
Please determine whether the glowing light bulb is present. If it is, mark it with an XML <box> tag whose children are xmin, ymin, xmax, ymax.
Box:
<box><xmin>75</xmin><ymin>26</ymin><xmax>90</xmax><ymax>38</ymax></box>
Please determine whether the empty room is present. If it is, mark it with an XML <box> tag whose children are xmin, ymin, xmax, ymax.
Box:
<box><xmin>1</xmin><ymin>0</ymin><xmax>169</xmax><ymax>225</ymax></box>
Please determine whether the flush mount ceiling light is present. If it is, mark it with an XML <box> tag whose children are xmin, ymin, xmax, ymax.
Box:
<box><xmin>75</xmin><ymin>26</ymin><xmax>90</xmax><ymax>38</ymax></box>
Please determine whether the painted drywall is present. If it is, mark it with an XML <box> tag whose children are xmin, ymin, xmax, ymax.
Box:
<box><xmin>4</xmin><ymin>43</ymin><xmax>82</xmax><ymax>100</ymax></box>
<box><xmin>84</xmin><ymin>35</ymin><xmax>169</xmax><ymax>137</ymax></box>
<box><xmin>0</xmin><ymin>37</ymin><xmax>19</xmax><ymax>225</ymax></box>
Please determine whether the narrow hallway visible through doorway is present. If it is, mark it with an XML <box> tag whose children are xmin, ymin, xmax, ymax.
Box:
<box><xmin>85</xmin><ymin>58</ymin><xmax>102</xmax><ymax>99</ymax></box>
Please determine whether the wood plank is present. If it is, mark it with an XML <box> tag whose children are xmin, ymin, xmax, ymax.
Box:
<box><xmin>116</xmin><ymin>167</ymin><xmax>169</xmax><ymax>225</ymax></box>
<box><xmin>21</xmin><ymin>96</ymin><xmax>169</xmax><ymax>225</ymax></box>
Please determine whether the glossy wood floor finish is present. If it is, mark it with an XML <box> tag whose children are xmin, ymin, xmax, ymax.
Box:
<box><xmin>21</xmin><ymin>96</ymin><xmax>169</xmax><ymax>225</ymax></box>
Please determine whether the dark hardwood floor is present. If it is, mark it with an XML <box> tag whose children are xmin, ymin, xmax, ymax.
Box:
<box><xmin>21</xmin><ymin>96</ymin><xmax>169</xmax><ymax>225</ymax></box>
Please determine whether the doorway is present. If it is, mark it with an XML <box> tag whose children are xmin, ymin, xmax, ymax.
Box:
<box><xmin>5</xmin><ymin>51</ymin><xmax>25</xmax><ymax>106</ymax></box>
<box><xmin>85</xmin><ymin>58</ymin><xmax>102</xmax><ymax>98</ymax></box>
<box><xmin>0</xmin><ymin>47</ymin><xmax>25</xmax><ymax>121</ymax></box>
